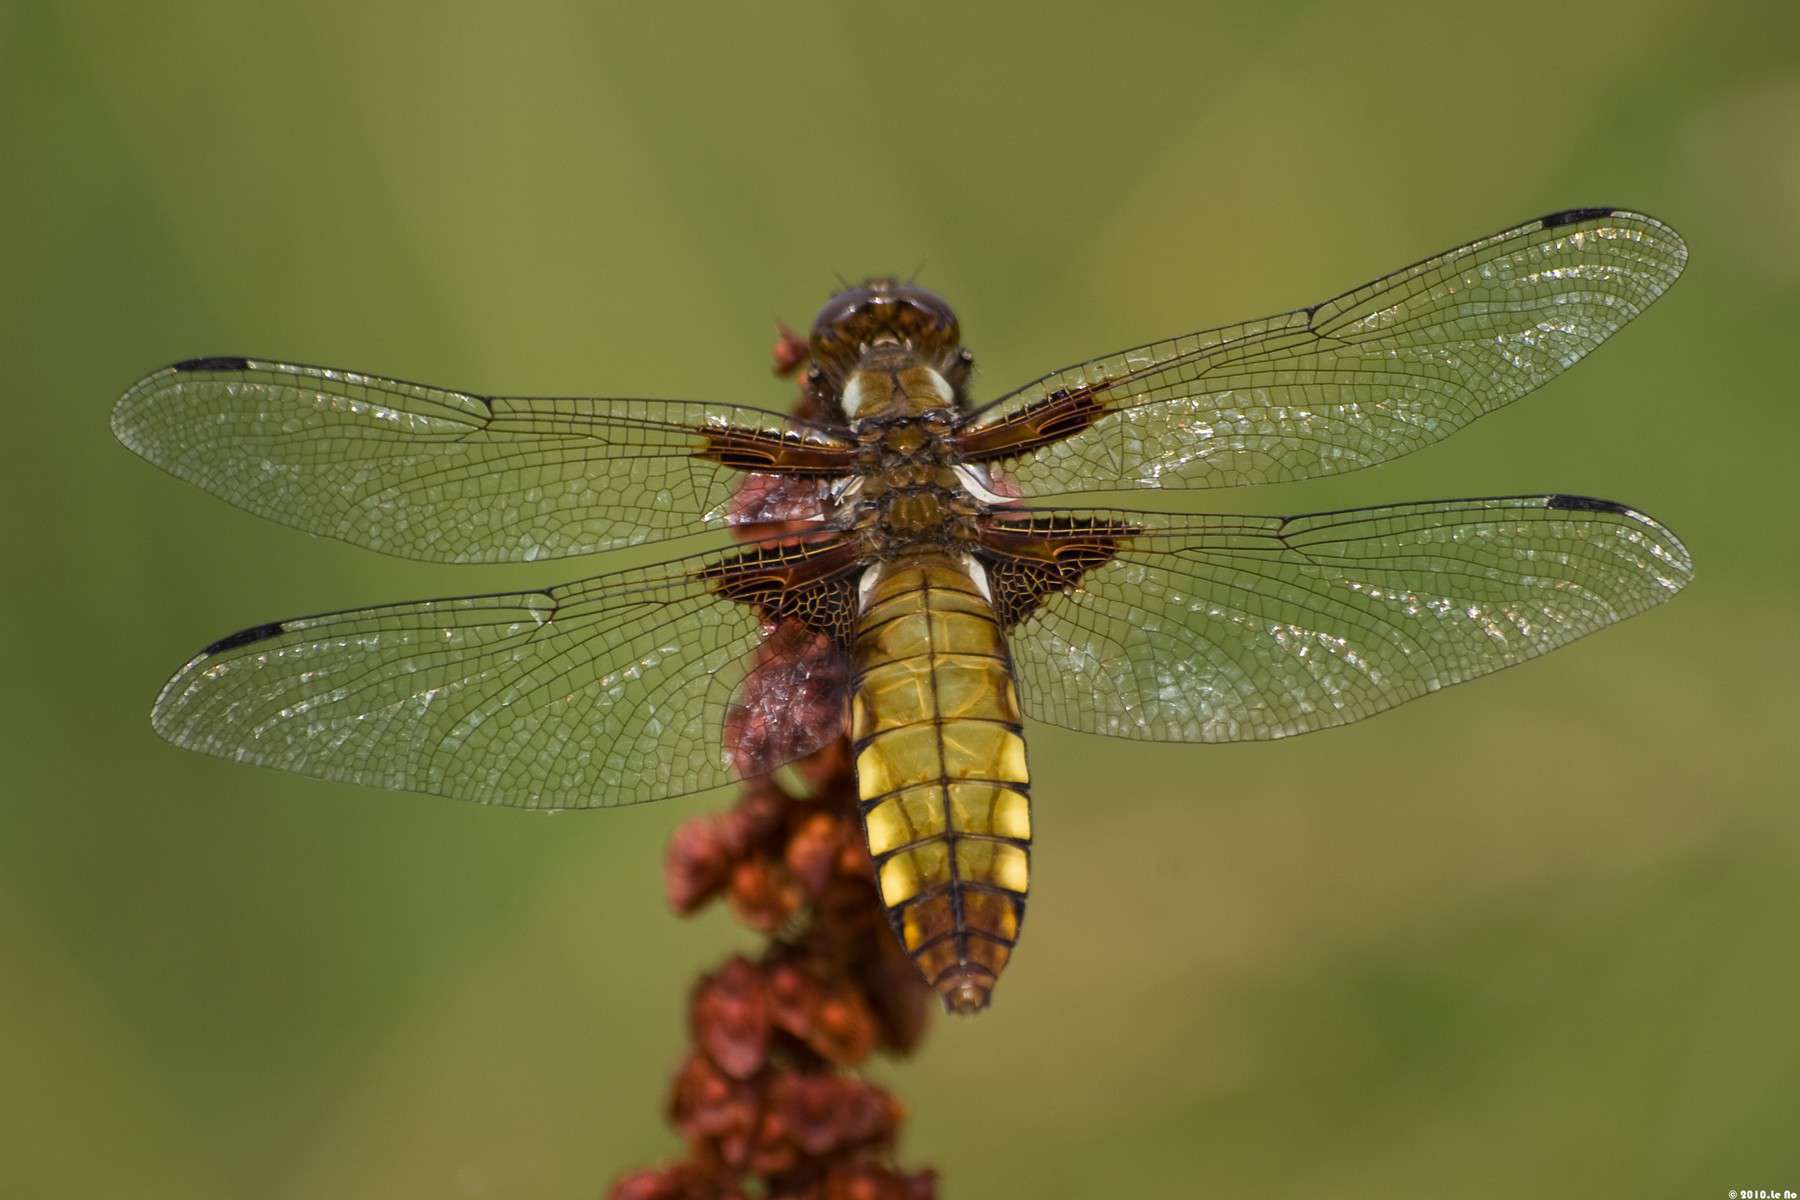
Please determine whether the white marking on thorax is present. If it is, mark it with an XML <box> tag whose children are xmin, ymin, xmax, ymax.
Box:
<box><xmin>960</xmin><ymin>554</ymin><xmax>994</xmax><ymax>604</ymax></box>
<box><xmin>857</xmin><ymin>563</ymin><xmax>888</xmax><ymax>614</ymax></box>
<box><xmin>952</xmin><ymin>463</ymin><xmax>1012</xmax><ymax>506</ymax></box>
<box><xmin>920</xmin><ymin>367</ymin><xmax>955</xmax><ymax>406</ymax></box>
<box><xmin>841</xmin><ymin>374</ymin><xmax>872</xmax><ymax>419</ymax></box>
<box><xmin>828</xmin><ymin>475</ymin><xmax>864</xmax><ymax>507</ymax></box>
<box><xmin>842</xmin><ymin>366</ymin><xmax>954</xmax><ymax>418</ymax></box>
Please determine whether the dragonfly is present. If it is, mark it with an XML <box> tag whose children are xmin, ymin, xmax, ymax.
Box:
<box><xmin>114</xmin><ymin>208</ymin><xmax>1692</xmax><ymax>1013</ymax></box>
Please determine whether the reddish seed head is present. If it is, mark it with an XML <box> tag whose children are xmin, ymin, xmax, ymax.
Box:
<box><xmin>770</xmin><ymin>1073</ymin><xmax>900</xmax><ymax>1158</ymax></box>
<box><xmin>823</xmin><ymin>1163</ymin><xmax>938</xmax><ymax>1200</ymax></box>
<box><xmin>608</xmin><ymin>1162</ymin><xmax>747</xmax><ymax>1200</ymax></box>
<box><xmin>771</xmin><ymin>323</ymin><xmax>809</xmax><ymax>378</ymax></box>
<box><xmin>666</xmin><ymin>817</ymin><xmax>732</xmax><ymax>914</ymax></box>
<box><xmin>692</xmin><ymin>957</ymin><xmax>772</xmax><ymax>1080</ymax></box>
<box><xmin>723</xmin><ymin>625</ymin><xmax>850</xmax><ymax>781</ymax></box>
<box><xmin>784</xmin><ymin>811</ymin><xmax>844</xmax><ymax>899</ymax></box>
<box><xmin>726</xmin><ymin>859</ymin><xmax>801</xmax><ymax>933</ymax></box>
<box><xmin>615</xmin><ymin>312</ymin><xmax>938</xmax><ymax>1200</ymax></box>
<box><xmin>669</xmin><ymin>1052</ymin><xmax>760</xmax><ymax>1164</ymax></box>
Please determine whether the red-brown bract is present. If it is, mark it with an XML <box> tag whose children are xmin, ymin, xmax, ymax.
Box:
<box><xmin>607</xmin><ymin>329</ymin><xmax>937</xmax><ymax>1200</ymax></box>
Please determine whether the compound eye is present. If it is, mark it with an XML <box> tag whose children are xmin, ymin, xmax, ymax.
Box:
<box><xmin>808</xmin><ymin>288</ymin><xmax>878</xmax><ymax>363</ymax></box>
<box><xmin>810</xmin><ymin>286</ymin><xmax>883</xmax><ymax>338</ymax></box>
<box><xmin>885</xmin><ymin>287</ymin><xmax>960</xmax><ymax>356</ymax></box>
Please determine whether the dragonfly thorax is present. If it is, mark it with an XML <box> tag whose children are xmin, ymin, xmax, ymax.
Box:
<box><xmin>841</xmin><ymin>354</ymin><xmax>957</xmax><ymax>422</ymax></box>
<box><xmin>846</xmin><ymin>468</ymin><xmax>983</xmax><ymax>555</ymax></box>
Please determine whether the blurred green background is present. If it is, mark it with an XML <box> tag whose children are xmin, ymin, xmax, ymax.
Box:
<box><xmin>4</xmin><ymin>1</ymin><xmax>1798</xmax><ymax>1195</ymax></box>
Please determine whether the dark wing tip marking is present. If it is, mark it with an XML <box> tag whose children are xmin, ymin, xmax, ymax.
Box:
<box><xmin>1545</xmin><ymin>493</ymin><xmax>1629</xmax><ymax>514</ymax></box>
<box><xmin>172</xmin><ymin>356</ymin><xmax>253</xmax><ymax>373</ymax></box>
<box><xmin>200</xmin><ymin>621</ymin><xmax>287</xmax><ymax>656</ymax></box>
<box><xmin>1540</xmin><ymin>207</ymin><xmax>1618</xmax><ymax>230</ymax></box>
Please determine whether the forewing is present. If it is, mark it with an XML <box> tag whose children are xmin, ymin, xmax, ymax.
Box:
<box><xmin>150</xmin><ymin>538</ymin><xmax>858</xmax><ymax>808</ymax></box>
<box><xmin>113</xmin><ymin>358</ymin><xmax>857</xmax><ymax>563</ymax></box>
<box><xmin>958</xmin><ymin>210</ymin><xmax>1685</xmax><ymax>494</ymax></box>
<box><xmin>985</xmin><ymin>497</ymin><xmax>1692</xmax><ymax>742</ymax></box>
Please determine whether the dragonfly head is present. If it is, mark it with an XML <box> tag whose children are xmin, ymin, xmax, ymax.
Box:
<box><xmin>809</xmin><ymin>279</ymin><xmax>973</xmax><ymax>419</ymax></box>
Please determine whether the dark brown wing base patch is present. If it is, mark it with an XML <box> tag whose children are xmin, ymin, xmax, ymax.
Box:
<box><xmin>974</xmin><ymin>513</ymin><xmax>1142</xmax><ymax>627</ymax></box>
<box><xmin>700</xmin><ymin>537</ymin><xmax>864</xmax><ymax>646</ymax></box>
<box><xmin>693</xmin><ymin>428</ymin><xmax>860</xmax><ymax>474</ymax></box>
<box><xmin>949</xmin><ymin>385</ymin><xmax>1109</xmax><ymax>464</ymax></box>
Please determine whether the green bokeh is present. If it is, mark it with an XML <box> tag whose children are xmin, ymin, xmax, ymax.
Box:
<box><xmin>4</xmin><ymin>1</ymin><xmax>1797</xmax><ymax>1195</ymax></box>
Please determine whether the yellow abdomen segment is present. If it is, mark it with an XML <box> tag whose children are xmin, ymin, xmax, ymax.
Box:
<box><xmin>851</xmin><ymin>554</ymin><xmax>1031</xmax><ymax>1014</ymax></box>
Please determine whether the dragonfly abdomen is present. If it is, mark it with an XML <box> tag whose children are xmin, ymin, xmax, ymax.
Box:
<box><xmin>851</xmin><ymin>554</ymin><xmax>1031</xmax><ymax>1014</ymax></box>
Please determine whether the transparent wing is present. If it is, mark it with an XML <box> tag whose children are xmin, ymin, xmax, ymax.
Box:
<box><xmin>991</xmin><ymin>496</ymin><xmax>1692</xmax><ymax>741</ymax></box>
<box><xmin>149</xmin><ymin>538</ymin><xmax>856</xmax><ymax>808</ymax></box>
<box><xmin>113</xmin><ymin>358</ymin><xmax>856</xmax><ymax>563</ymax></box>
<box><xmin>959</xmin><ymin>210</ymin><xmax>1685</xmax><ymax>495</ymax></box>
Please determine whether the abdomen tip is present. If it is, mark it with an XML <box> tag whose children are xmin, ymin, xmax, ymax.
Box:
<box><xmin>939</xmin><ymin>974</ymin><xmax>993</xmax><ymax>1015</ymax></box>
